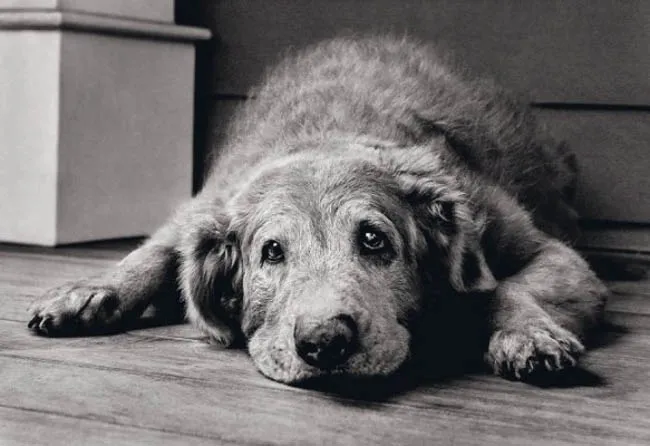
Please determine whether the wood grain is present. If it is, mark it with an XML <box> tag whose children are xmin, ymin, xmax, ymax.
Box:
<box><xmin>0</xmin><ymin>407</ymin><xmax>216</xmax><ymax>446</ymax></box>
<box><xmin>1</xmin><ymin>242</ymin><xmax>649</xmax><ymax>445</ymax></box>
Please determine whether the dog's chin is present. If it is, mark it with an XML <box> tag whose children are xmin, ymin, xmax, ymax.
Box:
<box><xmin>247</xmin><ymin>322</ymin><xmax>411</xmax><ymax>385</ymax></box>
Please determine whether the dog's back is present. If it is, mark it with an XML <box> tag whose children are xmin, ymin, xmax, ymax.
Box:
<box><xmin>210</xmin><ymin>35</ymin><xmax>578</xmax><ymax>240</ymax></box>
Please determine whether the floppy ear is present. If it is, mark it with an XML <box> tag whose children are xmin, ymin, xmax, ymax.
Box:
<box><xmin>399</xmin><ymin>175</ymin><xmax>497</xmax><ymax>294</ymax></box>
<box><xmin>179</xmin><ymin>208</ymin><xmax>243</xmax><ymax>346</ymax></box>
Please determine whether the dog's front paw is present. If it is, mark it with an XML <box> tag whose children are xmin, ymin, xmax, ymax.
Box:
<box><xmin>28</xmin><ymin>282</ymin><xmax>122</xmax><ymax>336</ymax></box>
<box><xmin>486</xmin><ymin>322</ymin><xmax>585</xmax><ymax>380</ymax></box>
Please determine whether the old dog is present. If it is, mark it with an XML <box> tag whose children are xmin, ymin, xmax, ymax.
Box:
<box><xmin>28</xmin><ymin>36</ymin><xmax>608</xmax><ymax>385</ymax></box>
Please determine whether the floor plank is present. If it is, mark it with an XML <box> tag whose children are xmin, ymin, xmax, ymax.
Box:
<box><xmin>1</xmin><ymin>242</ymin><xmax>650</xmax><ymax>445</ymax></box>
<box><xmin>4</xmin><ymin>351</ymin><xmax>647</xmax><ymax>446</ymax></box>
<box><xmin>0</xmin><ymin>407</ymin><xmax>220</xmax><ymax>446</ymax></box>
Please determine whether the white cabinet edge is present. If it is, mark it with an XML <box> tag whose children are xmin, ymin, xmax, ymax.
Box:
<box><xmin>0</xmin><ymin>0</ymin><xmax>175</xmax><ymax>23</ymax></box>
<box><xmin>0</xmin><ymin>10</ymin><xmax>211</xmax><ymax>42</ymax></box>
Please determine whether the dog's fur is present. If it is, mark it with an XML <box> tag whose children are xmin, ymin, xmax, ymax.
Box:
<box><xmin>28</xmin><ymin>36</ymin><xmax>608</xmax><ymax>385</ymax></box>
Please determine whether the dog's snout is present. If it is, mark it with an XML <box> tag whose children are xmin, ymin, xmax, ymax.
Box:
<box><xmin>294</xmin><ymin>314</ymin><xmax>358</xmax><ymax>369</ymax></box>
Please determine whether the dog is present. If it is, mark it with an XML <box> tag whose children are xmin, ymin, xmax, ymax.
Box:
<box><xmin>28</xmin><ymin>35</ymin><xmax>608</xmax><ymax>385</ymax></box>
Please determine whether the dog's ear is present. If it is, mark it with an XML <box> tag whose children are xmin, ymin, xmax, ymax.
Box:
<box><xmin>399</xmin><ymin>174</ymin><xmax>497</xmax><ymax>294</ymax></box>
<box><xmin>179</xmin><ymin>207</ymin><xmax>243</xmax><ymax>347</ymax></box>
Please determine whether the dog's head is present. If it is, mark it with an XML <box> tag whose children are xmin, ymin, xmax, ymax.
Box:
<box><xmin>180</xmin><ymin>140</ymin><xmax>496</xmax><ymax>384</ymax></box>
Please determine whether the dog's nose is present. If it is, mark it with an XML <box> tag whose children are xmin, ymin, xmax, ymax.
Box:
<box><xmin>294</xmin><ymin>314</ymin><xmax>358</xmax><ymax>369</ymax></box>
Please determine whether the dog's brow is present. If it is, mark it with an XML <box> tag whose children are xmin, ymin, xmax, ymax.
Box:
<box><xmin>251</xmin><ymin>209</ymin><xmax>324</xmax><ymax>247</ymax></box>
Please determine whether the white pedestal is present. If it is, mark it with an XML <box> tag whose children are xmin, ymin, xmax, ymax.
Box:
<box><xmin>0</xmin><ymin>8</ymin><xmax>210</xmax><ymax>245</ymax></box>
<box><xmin>0</xmin><ymin>0</ymin><xmax>175</xmax><ymax>22</ymax></box>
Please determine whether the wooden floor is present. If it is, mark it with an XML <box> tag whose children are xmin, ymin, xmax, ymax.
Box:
<box><xmin>1</xmin><ymin>241</ymin><xmax>649</xmax><ymax>446</ymax></box>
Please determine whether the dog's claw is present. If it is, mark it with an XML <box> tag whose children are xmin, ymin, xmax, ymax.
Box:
<box><xmin>565</xmin><ymin>354</ymin><xmax>577</xmax><ymax>368</ymax></box>
<box><xmin>39</xmin><ymin>316</ymin><xmax>53</xmax><ymax>335</ymax></box>
<box><xmin>487</xmin><ymin>322</ymin><xmax>584</xmax><ymax>381</ymax></box>
<box><xmin>526</xmin><ymin>358</ymin><xmax>536</xmax><ymax>374</ymax></box>
<box><xmin>543</xmin><ymin>358</ymin><xmax>553</xmax><ymax>371</ymax></box>
<box><xmin>27</xmin><ymin>315</ymin><xmax>39</xmax><ymax>329</ymax></box>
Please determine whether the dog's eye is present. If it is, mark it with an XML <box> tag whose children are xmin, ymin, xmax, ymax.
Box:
<box><xmin>262</xmin><ymin>240</ymin><xmax>284</xmax><ymax>263</ymax></box>
<box><xmin>358</xmin><ymin>227</ymin><xmax>389</xmax><ymax>253</ymax></box>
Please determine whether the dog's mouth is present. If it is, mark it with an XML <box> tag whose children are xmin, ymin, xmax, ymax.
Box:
<box><xmin>246</xmin><ymin>313</ymin><xmax>412</xmax><ymax>385</ymax></box>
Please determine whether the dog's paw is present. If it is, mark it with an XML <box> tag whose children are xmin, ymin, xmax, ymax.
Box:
<box><xmin>486</xmin><ymin>322</ymin><xmax>585</xmax><ymax>380</ymax></box>
<box><xmin>28</xmin><ymin>282</ymin><xmax>122</xmax><ymax>336</ymax></box>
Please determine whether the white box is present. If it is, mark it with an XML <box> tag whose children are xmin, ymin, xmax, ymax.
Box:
<box><xmin>0</xmin><ymin>0</ymin><xmax>174</xmax><ymax>22</ymax></box>
<box><xmin>0</xmin><ymin>11</ymin><xmax>210</xmax><ymax>245</ymax></box>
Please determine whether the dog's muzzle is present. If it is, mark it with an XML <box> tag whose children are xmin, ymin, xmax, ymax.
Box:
<box><xmin>293</xmin><ymin>313</ymin><xmax>359</xmax><ymax>369</ymax></box>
